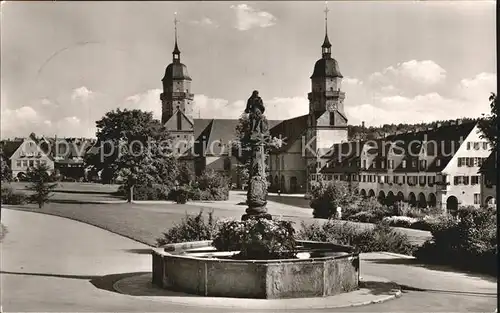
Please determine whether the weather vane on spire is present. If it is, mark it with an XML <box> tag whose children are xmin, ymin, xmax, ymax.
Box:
<box><xmin>324</xmin><ymin>1</ymin><xmax>329</xmax><ymax>34</ymax></box>
<box><xmin>174</xmin><ymin>12</ymin><xmax>178</xmax><ymax>42</ymax></box>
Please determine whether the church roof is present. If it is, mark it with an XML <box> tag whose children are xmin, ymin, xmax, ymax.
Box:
<box><xmin>191</xmin><ymin>118</ymin><xmax>282</xmax><ymax>158</ymax></box>
<box><xmin>269</xmin><ymin>114</ymin><xmax>309</xmax><ymax>153</ymax></box>
<box><xmin>322</xmin><ymin>34</ymin><xmax>332</xmax><ymax>48</ymax></box>
<box><xmin>311</xmin><ymin>57</ymin><xmax>343</xmax><ymax>79</ymax></box>
<box><xmin>163</xmin><ymin>63</ymin><xmax>191</xmax><ymax>81</ymax></box>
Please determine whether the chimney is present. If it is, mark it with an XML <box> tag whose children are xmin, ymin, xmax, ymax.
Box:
<box><xmin>361</xmin><ymin>121</ymin><xmax>365</xmax><ymax>129</ymax></box>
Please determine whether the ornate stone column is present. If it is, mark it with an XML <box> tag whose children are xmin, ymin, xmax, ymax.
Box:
<box><xmin>241</xmin><ymin>98</ymin><xmax>272</xmax><ymax>221</ymax></box>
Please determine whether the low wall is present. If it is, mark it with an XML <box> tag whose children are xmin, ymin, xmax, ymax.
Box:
<box><xmin>152</xmin><ymin>240</ymin><xmax>359</xmax><ymax>299</ymax></box>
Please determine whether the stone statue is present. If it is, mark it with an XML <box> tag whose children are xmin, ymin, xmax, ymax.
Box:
<box><xmin>245</xmin><ymin>90</ymin><xmax>267</xmax><ymax>134</ymax></box>
<box><xmin>242</xmin><ymin>90</ymin><xmax>272</xmax><ymax>221</ymax></box>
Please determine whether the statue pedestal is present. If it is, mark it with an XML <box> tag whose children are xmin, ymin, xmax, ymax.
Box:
<box><xmin>242</xmin><ymin>169</ymin><xmax>272</xmax><ymax>221</ymax></box>
<box><xmin>241</xmin><ymin>213</ymin><xmax>272</xmax><ymax>221</ymax></box>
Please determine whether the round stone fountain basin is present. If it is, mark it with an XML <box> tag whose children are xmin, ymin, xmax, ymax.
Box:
<box><xmin>152</xmin><ymin>240</ymin><xmax>360</xmax><ymax>299</ymax></box>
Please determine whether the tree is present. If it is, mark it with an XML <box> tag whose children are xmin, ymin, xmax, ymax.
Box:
<box><xmin>478</xmin><ymin>93</ymin><xmax>498</xmax><ymax>150</ymax></box>
<box><xmin>27</xmin><ymin>164</ymin><xmax>57</xmax><ymax>208</ymax></box>
<box><xmin>86</xmin><ymin>109</ymin><xmax>179</xmax><ymax>202</ymax></box>
<box><xmin>177</xmin><ymin>162</ymin><xmax>194</xmax><ymax>186</ymax></box>
<box><xmin>309</xmin><ymin>180</ymin><xmax>362</xmax><ymax>219</ymax></box>
<box><xmin>0</xmin><ymin>146</ymin><xmax>12</xmax><ymax>182</ymax></box>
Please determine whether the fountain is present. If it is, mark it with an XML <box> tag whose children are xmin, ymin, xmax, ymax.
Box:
<box><xmin>151</xmin><ymin>91</ymin><xmax>360</xmax><ymax>299</ymax></box>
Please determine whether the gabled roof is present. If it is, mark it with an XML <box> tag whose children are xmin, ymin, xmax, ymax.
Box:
<box><xmin>269</xmin><ymin>114</ymin><xmax>308</xmax><ymax>153</ymax></box>
<box><xmin>0</xmin><ymin>140</ymin><xmax>24</xmax><ymax>159</ymax></box>
<box><xmin>190</xmin><ymin>117</ymin><xmax>283</xmax><ymax>158</ymax></box>
<box><xmin>479</xmin><ymin>151</ymin><xmax>496</xmax><ymax>182</ymax></box>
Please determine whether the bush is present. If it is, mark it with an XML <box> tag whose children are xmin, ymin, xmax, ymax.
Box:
<box><xmin>117</xmin><ymin>183</ymin><xmax>172</xmax><ymax>201</ymax></box>
<box><xmin>409</xmin><ymin>215</ymin><xmax>455</xmax><ymax>231</ymax></box>
<box><xmin>1</xmin><ymin>185</ymin><xmax>27</xmax><ymax>205</ymax></box>
<box><xmin>172</xmin><ymin>185</ymin><xmax>192</xmax><ymax>204</ymax></box>
<box><xmin>345</xmin><ymin>197</ymin><xmax>393</xmax><ymax>223</ymax></box>
<box><xmin>212</xmin><ymin>218</ymin><xmax>296</xmax><ymax>259</ymax></box>
<box><xmin>347</xmin><ymin>211</ymin><xmax>378</xmax><ymax>223</ymax></box>
<box><xmin>298</xmin><ymin>220</ymin><xmax>415</xmax><ymax>255</ymax></box>
<box><xmin>195</xmin><ymin>170</ymin><xmax>230</xmax><ymax>201</ymax></box>
<box><xmin>414</xmin><ymin>206</ymin><xmax>497</xmax><ymax>275</ymax></box>
<box><xmin>156</xmin><ymin>210</ymin><xmax>218</xmax><ymax>246</ymax></box>
<box><xmin>309</xmin><ymin>180</ymin><xmax>361</xmax><ymax>219</ymax></box>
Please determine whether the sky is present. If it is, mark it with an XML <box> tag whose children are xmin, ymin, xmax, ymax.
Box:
<box><xmin>0</xmin><ymin>1</ymin><xmax>496</xmax><ymax>139</ymax></box>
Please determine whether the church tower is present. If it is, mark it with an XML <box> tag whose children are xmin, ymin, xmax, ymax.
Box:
<box><xmin>306</xmin><ymin>2</ymin><xmax>348</xmax><ymax>160</ymax></box>
<box><xmin>160</xmin><ymin>13</ymin><xmax>194</xmax><ymax>155</ymax></box>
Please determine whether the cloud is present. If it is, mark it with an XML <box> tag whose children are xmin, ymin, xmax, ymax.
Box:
<box><xmin>264</xmin><ymin>97</ymin><xmax>308</xmax><ymax>120</ymax></box>
<box><xmin>230</xmin><ymin>4</ymin><xmax>276</xmax><ymax>31</ymax></box>
<box><xmin>71</xmin><ymin>86</ymin><xmax>94</xmax><ymax>101</ymax></box>
<box><xmin>370</xmin><ymin>60</ymin><xmax>446</xmax><ymax>87</ymax></box>
<box><xmin>347</xmin><ymin>70</ymin><xmax>496</xmax><ymax>127</ymax></box>
<box><xmin>192</xmin><ymin>95</ymin><xmax>238</xmax><ymax>118</ymax></box>
<box><xmin>456</xmin><ymin>72</ymin><xmax>496</xmax><ymax>101</ymax></box>
<box><xmin>189</xmin><ymin>17</ymin><xmax>219</xmax><ymax>28</ymax></box>
<box><xmin>343</xmin><ymin>77</ymin><xmax>363</xmax><ymax>86</ymax></box>
<box><xmin>123</xmin><ymin>89</ymin><xmax>162</xmax><ymax>119</ymax></box>
<box><xmin>3</xmin><ymin>71</ymin><xmax>494</xmax><ymax>138</ymax></box>
<box><xmin>191</xmin><ymin>95</ymin><xmax>309</xmax><ymax>120</ymax></box>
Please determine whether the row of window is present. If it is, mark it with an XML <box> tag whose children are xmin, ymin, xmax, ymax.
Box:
<box><xmin>16</xmin><ymin>159</ymin><xmax>47</xmax><ymax>168</ymax></box>
<box><xmin>457</xmin><ymin>157</ymin><xmax>488</xmax><ymax>167</ymax></box>
<box><xmin>312</xmin><ymin>173</ymin><xmax>482</xmax><ymax>187</ymax></box>
<box><xmin>312</xmin><ymin>174</ymin><xmax>441</xmax><ymax>185</ymax></box>
<box><xmin>453</xmin><ymin>175</ymin><xmax>481</xmax><ymax>185</ymax></box>
<box><xmin>359</xmin><ymin>159</ymin><xmax>442</xmax><ymax>170</ymax></box>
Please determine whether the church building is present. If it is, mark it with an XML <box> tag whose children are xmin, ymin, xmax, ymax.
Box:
<box><xmin>159</xmin><ymin>9</ymin><xmax>349</xmax><ymax>192</ymax></box>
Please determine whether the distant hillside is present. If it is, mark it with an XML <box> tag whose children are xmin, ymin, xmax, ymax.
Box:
<box><xmin>348</xmin><ymin>117</ymin><xmax>480</xmax><ymax>141</ymax></box>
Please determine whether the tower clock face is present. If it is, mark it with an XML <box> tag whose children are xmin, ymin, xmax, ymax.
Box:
<box><xmin>326</xmin><ymin>102</ymin><xmax>337</xmax><ymax>112</ymax></box>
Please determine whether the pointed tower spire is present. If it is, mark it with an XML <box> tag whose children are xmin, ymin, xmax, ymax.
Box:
<box><xmin>173</xmin><ymin>12</ymin><xmax>181</xmax><ymax>62</ymax></box>
<box><xmin>322</xmin><ymin>1</ymin><xmax>332</xmax><ymax>58</ymax></box>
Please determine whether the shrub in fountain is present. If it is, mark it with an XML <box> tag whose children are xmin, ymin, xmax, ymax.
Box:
<box><xmin>212</xmin><ymin>219</ymin><xmax>296</xmax><ymax>259</ymax></box>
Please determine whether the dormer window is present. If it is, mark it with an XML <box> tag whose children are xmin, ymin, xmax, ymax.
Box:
<box><xmin>402</xmin><ymin>160</ymin><xmax>407</xmax><ymax>168</ymax></box>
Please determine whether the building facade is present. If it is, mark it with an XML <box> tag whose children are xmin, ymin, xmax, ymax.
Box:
<box><xmin>3</xmin><ymin>134</ymin><xmax>95</xmax><ymax>181</ymax></box>
<box><xmin>318</xmin><ymin>122</ymin><xmax>491</xmax><ymax>212</ymax></box>
<box><xmin>7</xmin><ymin>134</ymin><xmax>54</xmax><ymax>179</ymax></box>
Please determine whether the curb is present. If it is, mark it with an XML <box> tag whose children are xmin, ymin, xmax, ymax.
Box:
<box><xmin>112</xmin><ymin>273</ymin><xmax>402</xmax><ymax>310</ymax></box>
<box><xmin>381</xmin><ymin>252</ymin><xmax>415</xmax><ymax>259</ymax></box>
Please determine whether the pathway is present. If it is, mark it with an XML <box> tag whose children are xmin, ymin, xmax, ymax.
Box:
<box><xmin>1</xmin><ymin>209</ymin><xmax>496</xmax><ymax>312</ymax></box>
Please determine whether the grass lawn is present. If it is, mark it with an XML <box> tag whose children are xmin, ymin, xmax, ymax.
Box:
<box><xmin>7</xmin><ymin>182</ymin><xmax>122</xmax><ymax>203</ymax></box>
<box><xmin>4</xmin><ymin>200</ymin><xmax>431</xmax><ymax>248</ymax></box>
